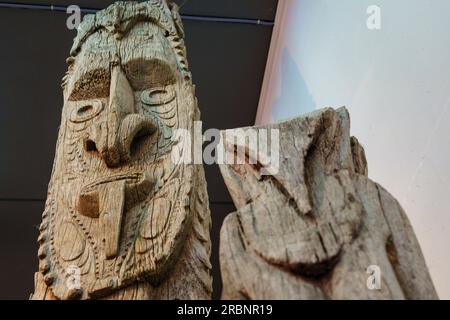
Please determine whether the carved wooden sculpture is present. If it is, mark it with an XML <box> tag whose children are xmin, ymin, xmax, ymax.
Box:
<box><xmin>219</xmin><ymin>107</ymin><xmax>438</xmax><ymax>299</ymax></box>
<box><xmin>31</xmin><ymin>1</ymin><xmax>212</xmax><ymax>300</ymax></box>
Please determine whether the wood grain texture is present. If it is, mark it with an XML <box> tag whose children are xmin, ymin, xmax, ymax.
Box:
<box><xmin>31</xmin><ymin>0</ymin><xmax>212</xmax><ymax>300</ymax></box>
<box><xmin>219</xmin><ymin>107</ymin><xmax>438</xmax><ymax>300</ymax></box>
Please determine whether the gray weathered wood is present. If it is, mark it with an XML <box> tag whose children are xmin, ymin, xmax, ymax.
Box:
<box><xmin>31</xmin><ymin>0</ymin><xmax>212</xmax><ymax>300</ymax></box>
<box><xmin>219</xmin><ymin>107</ymin><xmax>438</xmax><ymax>300</ymax></box>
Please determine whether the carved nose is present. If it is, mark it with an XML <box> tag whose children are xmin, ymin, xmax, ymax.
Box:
<box><xmin>85</xmin><ymin>65</ymin><xmax>157</xmax><ymax>168</ymax></box>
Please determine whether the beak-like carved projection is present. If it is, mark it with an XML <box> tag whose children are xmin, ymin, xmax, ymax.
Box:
<box><xmin>91</xmin><ymin>65</ymin><xmax>158</xmax><ymax>168</ymax></box>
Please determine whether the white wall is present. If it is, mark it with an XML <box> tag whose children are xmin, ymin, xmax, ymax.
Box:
<box><xmin>257</xmin><ymin>0</ymin><xmax>450</xmax><ymax>299</ymax></box>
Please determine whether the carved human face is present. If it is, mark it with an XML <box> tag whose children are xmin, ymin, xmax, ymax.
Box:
<box><xmin>41</xmin><ymin>22</ymin><xmax>195</xmax><ymax>299</ymax></box>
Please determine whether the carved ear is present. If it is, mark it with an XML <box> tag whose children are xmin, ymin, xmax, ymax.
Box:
<box><xmin>169</xmin><ymin>2</ymin><xmax>185</xmax><ymax>39</ymax></box>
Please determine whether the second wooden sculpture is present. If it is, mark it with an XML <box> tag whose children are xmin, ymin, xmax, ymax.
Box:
<box><xmin>219</xmin><ymin>107</ymin><xmax>438</xmax><ymax>300</ymax></box>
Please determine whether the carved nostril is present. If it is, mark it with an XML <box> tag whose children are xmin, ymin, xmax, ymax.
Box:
<box><xmin>130</xmin><ymin>127</ymin><xmax>154</xmax><ymax>157</ymax></box>
<box><xmin>85</xmin><ymin>139</ymin><xmax>99</xmax><ymax>156</ymax></box>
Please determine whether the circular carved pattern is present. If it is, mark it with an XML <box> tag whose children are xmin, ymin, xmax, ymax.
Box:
<box><xmin>69</xmin><ymin>100</ymin><xmax>104</xmax><ymax>123</ymax></box>
<box><xmin>140</xmin><ymin>197</ymin><xmax>171</xmax><ymax>240</ymax></box>
<box><xmin>141</xmin><ymin>87</ymin><xmax>175</xmax><ymax>106</ymax></box>
<box><xmin>56</xmin><ymin>221</ymin><xmax>86</xmax><ymax>262</ymax></box>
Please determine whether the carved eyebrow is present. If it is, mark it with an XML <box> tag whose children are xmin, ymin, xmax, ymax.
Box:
<box><xmin>124</xmin><ymin>58</ymin><xmax>177</xmax><ymax>91</ymax></box>
<box><xmin>68</xmin><ymin>68</ymin><xmax>111</xmax><ymax>101</ymax></box>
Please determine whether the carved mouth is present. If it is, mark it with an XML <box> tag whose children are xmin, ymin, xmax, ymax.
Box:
<box><xmin>77</xmin><ymin>172</ymin><xmax>153</xmax><ymax>219</ymax></box>
<box><xmin>81</xmin><ymin>173</ymin><xmax>144</xmax><ymax>194</ymax></box>
<box><xmin>76</xmin><ymin>171</ymin><xmax>154</xmax><ymax>260</ymax></box>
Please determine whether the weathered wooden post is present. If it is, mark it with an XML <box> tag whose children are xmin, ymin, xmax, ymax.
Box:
<box><xmin>32</xmin><ymin>0</ymin><xmax>212</xmax><ymax>300</ymax></box>
<box><xmin>219</xmin><ymin>107</ymin><xmax>438</xmax><ymax>299</ymax></box>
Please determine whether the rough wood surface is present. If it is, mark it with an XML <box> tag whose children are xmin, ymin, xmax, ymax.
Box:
<box><xmin>31</xmin><ymin>1</ymin><xmax>212</xmax><ymax>300</ymax></box>
<box><xmin>219</xmin><ymin>107</ymin><xmax>438</xmax><ymax>300</ymax></box>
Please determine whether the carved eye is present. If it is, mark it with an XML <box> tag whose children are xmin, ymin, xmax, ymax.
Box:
<box><xmin>69</xmin><ymin>100</ymin><xmax>104</xmax><ymax>123</ymax></box>
<box><xmin>141</xmin><ymin>87</ymin><xmax>175</xmax><ymax>106</ymax></box>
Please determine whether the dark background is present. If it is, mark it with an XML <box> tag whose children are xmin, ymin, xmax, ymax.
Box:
<box><xmin>0</xmin><ymin>0</ymin><xmax>277</xmax><ymax>299</ymax></box>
